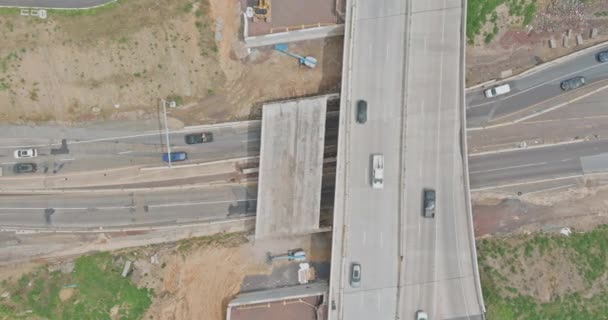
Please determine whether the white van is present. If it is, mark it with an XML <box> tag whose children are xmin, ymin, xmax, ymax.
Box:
<box><xmin>371</xmin><ymin>154</ymin><xmax>384</xmax><ymax>189</ymax></box>
<box><xmin>484</xmin><ymin>83</ymin><xmax>511</xmax><ymax>98</ymax></box>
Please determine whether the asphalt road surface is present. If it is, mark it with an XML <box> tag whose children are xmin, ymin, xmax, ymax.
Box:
<box><xmin>466</xmin><ymin>43</ymin><xmax>608</xmax><ymax>127</ymax></box>
<box><xmin>399</xmin><ymin>0</ymin><xmax>484</xmax><ymax>318</ymax></box>
<box><xmin>0</xmin><ymin>0</ymin><xmax>113</xmax><ymax>9</ymax></box>
<box><xmin>469</xmin><ymin>139</ymin><xmax>608</xmax><ymax>190</ymax></box>
<box><xmin>0</xmin><ymin>116</ymin><xmax>338</xmax><ymax>176</ymax></box>
<box><xmin>329</xmin><ymin>0</ymin><xmax>407</xmax><ymax>318</ymax></box>
<box><xmin>328</xmin><ymin>0</ymin><xmax>484</xmax><ymax>318</ymax></box>
<box><xmin>0</xmin><ymin>185</ymin><xmax>257</xmax><ymax>229</ymax></box>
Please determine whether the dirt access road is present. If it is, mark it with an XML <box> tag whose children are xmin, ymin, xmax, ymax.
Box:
<box><xmin>0</xmin><ymin>0</ymin><xmax>342</xmax><ymax>126</ymax></box>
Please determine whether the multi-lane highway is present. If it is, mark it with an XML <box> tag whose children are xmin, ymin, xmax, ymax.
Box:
<box><xmin>0</xmin><ymin>185</ymin><xmax>256</xmax><ymax>228</ymax></box>
<box><xmin>399</xmin><ymin>0</ymin><xmax>483</xmax><ymax>318</ymax></box>
<box><xmin>328</xmin><ymin>0</ymin><xmax>406</xmax><ymax>318</ymax></box>
<box><xmin>470</xmin><ymin>139</ymin><xmax>608</xmax><ymax>190</ymax></box>
<box><xmin>0</xmin><ymin>116</ymin><xmax>338</xmax><ymax>177</ymax></box>
<box><xmin>466</xmin><ymin>43</ymin><xmax>608</xmax><ymax>127</ymax></box>
<box><xmin>328</xmin><ymin>0</ymin><xmax>484</xmax><ymax>318</ymax></box>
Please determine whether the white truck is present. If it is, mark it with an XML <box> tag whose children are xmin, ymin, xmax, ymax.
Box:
<box><xmin>371</xmin><ymin>154</ymin><xmax>384</xmax><ymax>189</ymax></box>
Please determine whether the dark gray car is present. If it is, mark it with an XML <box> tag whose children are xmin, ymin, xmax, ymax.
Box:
<box><xmin>560</xmin><ymin>76</ymin><xmax>586</xmax><ymax>91</ymax></box>
<box><xmin>13</xmin><ymin>163</ymin><xmax>37</xmax><ymax>174</ymax></box>
<box><xmin>423</xmin><ymin>188</ymin><xmax>436</xmax><ymax>218</ymax></box>
<box><xmin>356</xmin><ymin>100</ymin><xmax>367</xmax><ymax>123</ymax></box>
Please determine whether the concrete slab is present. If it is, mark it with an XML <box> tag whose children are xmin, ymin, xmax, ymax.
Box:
<box><xmin>229</xmin><ymin>282</ymin><xmax>328</xmax><ymax>306</ymax></box>
<box><xmin>581</xmin><ymin>153</ymin><xmax>608</xmax><ymax>173</ymax></box>
<box><xmin>227</xmin><ymin>282</ymin><xmax>328</xmax><ymax>320</ymax></box>
<box><xmin>255</xmin><ymin>96</ymin><xmax>327</xmax><ymax>239</ymax></box>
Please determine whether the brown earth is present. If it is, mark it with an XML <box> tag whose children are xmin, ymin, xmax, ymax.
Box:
<box><xmin>473</xmin><ymin>180</ymin><xmax>608</xmax><ymax>237</ymax></box>
<box><xmin>0</xmin><ymin>0</ymin><xmax>342</xmax><ymax>126</ymax></box>
<box><xmin>467</xmin><ymin>0</ymin><xmax>608</xmax><ymax>86</ymax></box>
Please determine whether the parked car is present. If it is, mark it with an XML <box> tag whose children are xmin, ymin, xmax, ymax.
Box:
<box><xmin>162</xmin><ymin>151</ymin><xmax>187</xmax><ymax>162</ymax></box>
<box><xmin>484</xmin><ymin>83</ymin><xmax>511</xmax><ymax>98</ymax></box>
<box><xmin>371</xmin><ymin>154</ymin><xmax>384</xmax><ymax>189</ymax></box>
<box><xmin>356</xmin><ymin>100</ymin><xmax>367</xmax><ymax>123</ymax></box>
<box><xmin>597</xmin><ymin>50</ymin><xmax>608</xmax><ymax>63</ymax></box>
<box><xmin>350</xmin><ymin>263</ymin><xmax>361</xmax><ymax>288</ymax></box>
<box><xmin>13</xmin><ymin>163</ymin><xmax>37</xmax><ymax>174</ymax></box>
<box><xmin>423</xmin><ymin>188</ymin><xmax>436</xmax><ymax>218</ymax></box>
<box><xmin>416</xmin><ymin>310</ymin><xmax>428</xmax><ymax>320</ymax></box>
<box><xmin>185</xmin><ymin>132</ymin><xmax>213</xmax><ymax>144</ymax></box>
<box><xmin>13</xmin><ymin>148</ymin><xmax>37</xmax><ymax>159</ymax></box>
<box><xmin>560</xmin><ymin>76</ymin><xmax>586</xmax><ymax>91</ymax></box>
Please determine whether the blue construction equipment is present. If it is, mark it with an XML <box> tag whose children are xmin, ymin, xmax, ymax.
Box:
<box><xmin>266</xmin><ymin>248</ymin><xmax>306</xmax><ymax>264</ymax></box>
<box><xmin>274</xmin><ymin>44</ymin><xmax>317</xmax><ymax>68</ymax></box>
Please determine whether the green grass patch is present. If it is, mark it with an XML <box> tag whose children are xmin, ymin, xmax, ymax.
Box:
<box><xmin>479</xmin><ymin>225</ymin><xmax>608</xmax><ymax>319</ymax></box>
<box><xmin>467</xmin><ymin>0</ymin><xmax>538</xmax><ymax>43</ymax></box>
<box><xmin>595</xmin><ymin>11</ymin><xmax>608</xmax><ymax>17</ymax></box>
<box><xmin>0</xmin><ymin>252</ymin><xmax>151</xmax><ymax>320</ymax></box>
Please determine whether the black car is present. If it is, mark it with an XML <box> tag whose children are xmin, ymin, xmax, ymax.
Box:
<box><xmin>423</xmin><ymin>188</ymin><xmax>436</xmax><ymax>218</ymax></box>
<box><xmin>356</xmin><ymin>100</ymin><xmax>367</xmax><ymax>124</ymax></box>
<box><xmin>13</xmin><ymin>163</ymin><xmax>37</xmax><ymax>174</ymax></box>
<box><xmin>560</xmin><ymin>76</ymin><xmax>586</xmax><ymax>91</ymax></box>
<box><xmin>185</xmin><ymin>132</ymin><xmax>213</xmax><ymax>144</ymax></box>
<box><xmin>597</xmin><ymin>50</ymin><xmax>608</xmax><ymax>63</ymax></box>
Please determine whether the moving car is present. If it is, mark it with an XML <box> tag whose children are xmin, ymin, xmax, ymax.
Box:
<box><xmin>423</xmin><ymin>188</ymin><xmax>436</xmax><ymax>218</ymax></box>
<box><xmin>14</xmin><ymin>148</ymin><xmax>37</xmax><ymax>159</ymax></box>
<box><xmin>597</xmin><ymin>50</ymin><xmax>608</xmax><ymax>63</ymax></box>
<box><xmin>162</xmin><ymin>151</ymin><xmax>187</xmax><ymax>162</ymax></box>
<box><xmin>484</xmin><ymin>83</ymin><xmax>511</xmax><ymax>98</ymax></box>
<box><xmin>185</xmin><ymin>132</ymin><xmax>213</xmax><ymax>144</ymax></box>
<box><xmin>356</xmin><ymin>100</ymin><xmax>367</xmax><ymax>123</ymax></box>
<box><xmin>350</xmin><ymin>263</ymin><xmax>361</xmax><ymax>288</ymax></box>
<box><xmin>371</xmin><ymin>154</ymin><xmax>384</xmax><ymax>189</ymax></box>
<box><xmin>13</xmin><ymin>163</ymin><xmax>37</xmax><ymax>174</ymax></box>
<box><xmin>560</xmin><ymin>76</ymin><xmax>586</xmax><ymax>91</ymax></box>
<box><xmin>416</xmin><ymin>310</ymin><xmax>428</xmax><ymax>320</ymax></box>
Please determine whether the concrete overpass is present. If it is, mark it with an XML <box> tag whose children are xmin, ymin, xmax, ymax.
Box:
<box><xmin>328</xmin><ymin>0</ymin><xmax>485</xmax><ymax>318</ymax></box>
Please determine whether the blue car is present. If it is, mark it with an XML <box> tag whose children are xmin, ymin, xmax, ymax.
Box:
<box><xmin>162</xmin><ymin>151</ymin><xmax>187</xmax><ymax>162</ymax></box>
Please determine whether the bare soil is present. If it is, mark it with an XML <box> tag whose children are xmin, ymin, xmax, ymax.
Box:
<box><xmin>0</xmin><ymin>0</ymin><xmax>342</xmax><ymax>126</ymax></box>
<box><xmin>467</xmin><ymin>0</ymin><xmax>608</xmax><ymax>86</ymax></box>
<box><xmin>473</xmin><ymin>181</ymin><xmax>608</xmax><ymax>237</ymax></box>
<box><xmin>0</xmin><ymin>231</ymin><xmax>333</xmax><ymax>320</ymax></box>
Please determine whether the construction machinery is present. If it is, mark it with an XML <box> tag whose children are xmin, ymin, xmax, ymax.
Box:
<box><xmin>253</xmin><ymin>0</ymin><xmax>271</xmax><ymax>22</ymax></box>
<box><xmin>274</xmin><ymin>44</ymin><xmax>318</xmax><ymax>68</ymax></box>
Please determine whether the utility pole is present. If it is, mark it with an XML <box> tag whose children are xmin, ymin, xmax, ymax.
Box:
<box><xmin>161</xmin><ymin>99</ymin><xmax>172</xmax><ymax>168</ymax></box>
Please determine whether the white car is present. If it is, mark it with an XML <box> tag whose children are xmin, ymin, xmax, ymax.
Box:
<box><xmin>14</xmin><ymin>148</ymin><xmax>38</xmax><ymax>159</ymax></box>
<box><xmin>371</xmin><ymin>154</ymin><xmax>384</xmax><ymax>189</ymax></box>
<box><xmin>484</xmin><ymin>83</ymin><xmax>511</xmax><ymax>98</ymax></box>
<box><xmin>416</xmin><ymin>310</ymin><xmax>428</xmax><ymax>320</ymax></box>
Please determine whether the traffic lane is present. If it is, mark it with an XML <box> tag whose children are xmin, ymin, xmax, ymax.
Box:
<box><xmin>0</xmin><ymin>185</ymin><xmax>256</xmax><ymax>228</ymax></box>
<box><xmin>402</xmin><ymin>5</ymin><xmax>482</xmax><ymax>319</ymax></box>
<box><xmin>340</xmin><ymin>7</ymin><xmax>405</xmax><ymax>320</ymax></box>
<box><xmin>468</xmin><ymin>138</ymin><xmax>608</xmax><ymax>173</ymax></box>
<box><xmin>467</xmin><ymin>139</ymin><xmax>608</xmax><ymax>189</ymax></box>
<box><xmin>344</xmin><ymin>15</ymin><xmax>402</xmax><ymax>292</ymax></box>
<box><xmin>469</xmin><ymin>157</ymin><xmax>581</xmax><ymax>189</ymax></box>
<box><xmin>466</xmin><ymin>47</ymin><xmax>608</xmax><ymax>126</ymax></box>
<box><xmin>466</xmin><ymin>44</ymin><xmax>608</xmax><ymax>107</ymax></box>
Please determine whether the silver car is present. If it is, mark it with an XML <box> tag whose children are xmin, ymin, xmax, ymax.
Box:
<box><xmin>350</xmin><ymin>263</ymin><xmax>361</xmax><ymax>288</ymax></box>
